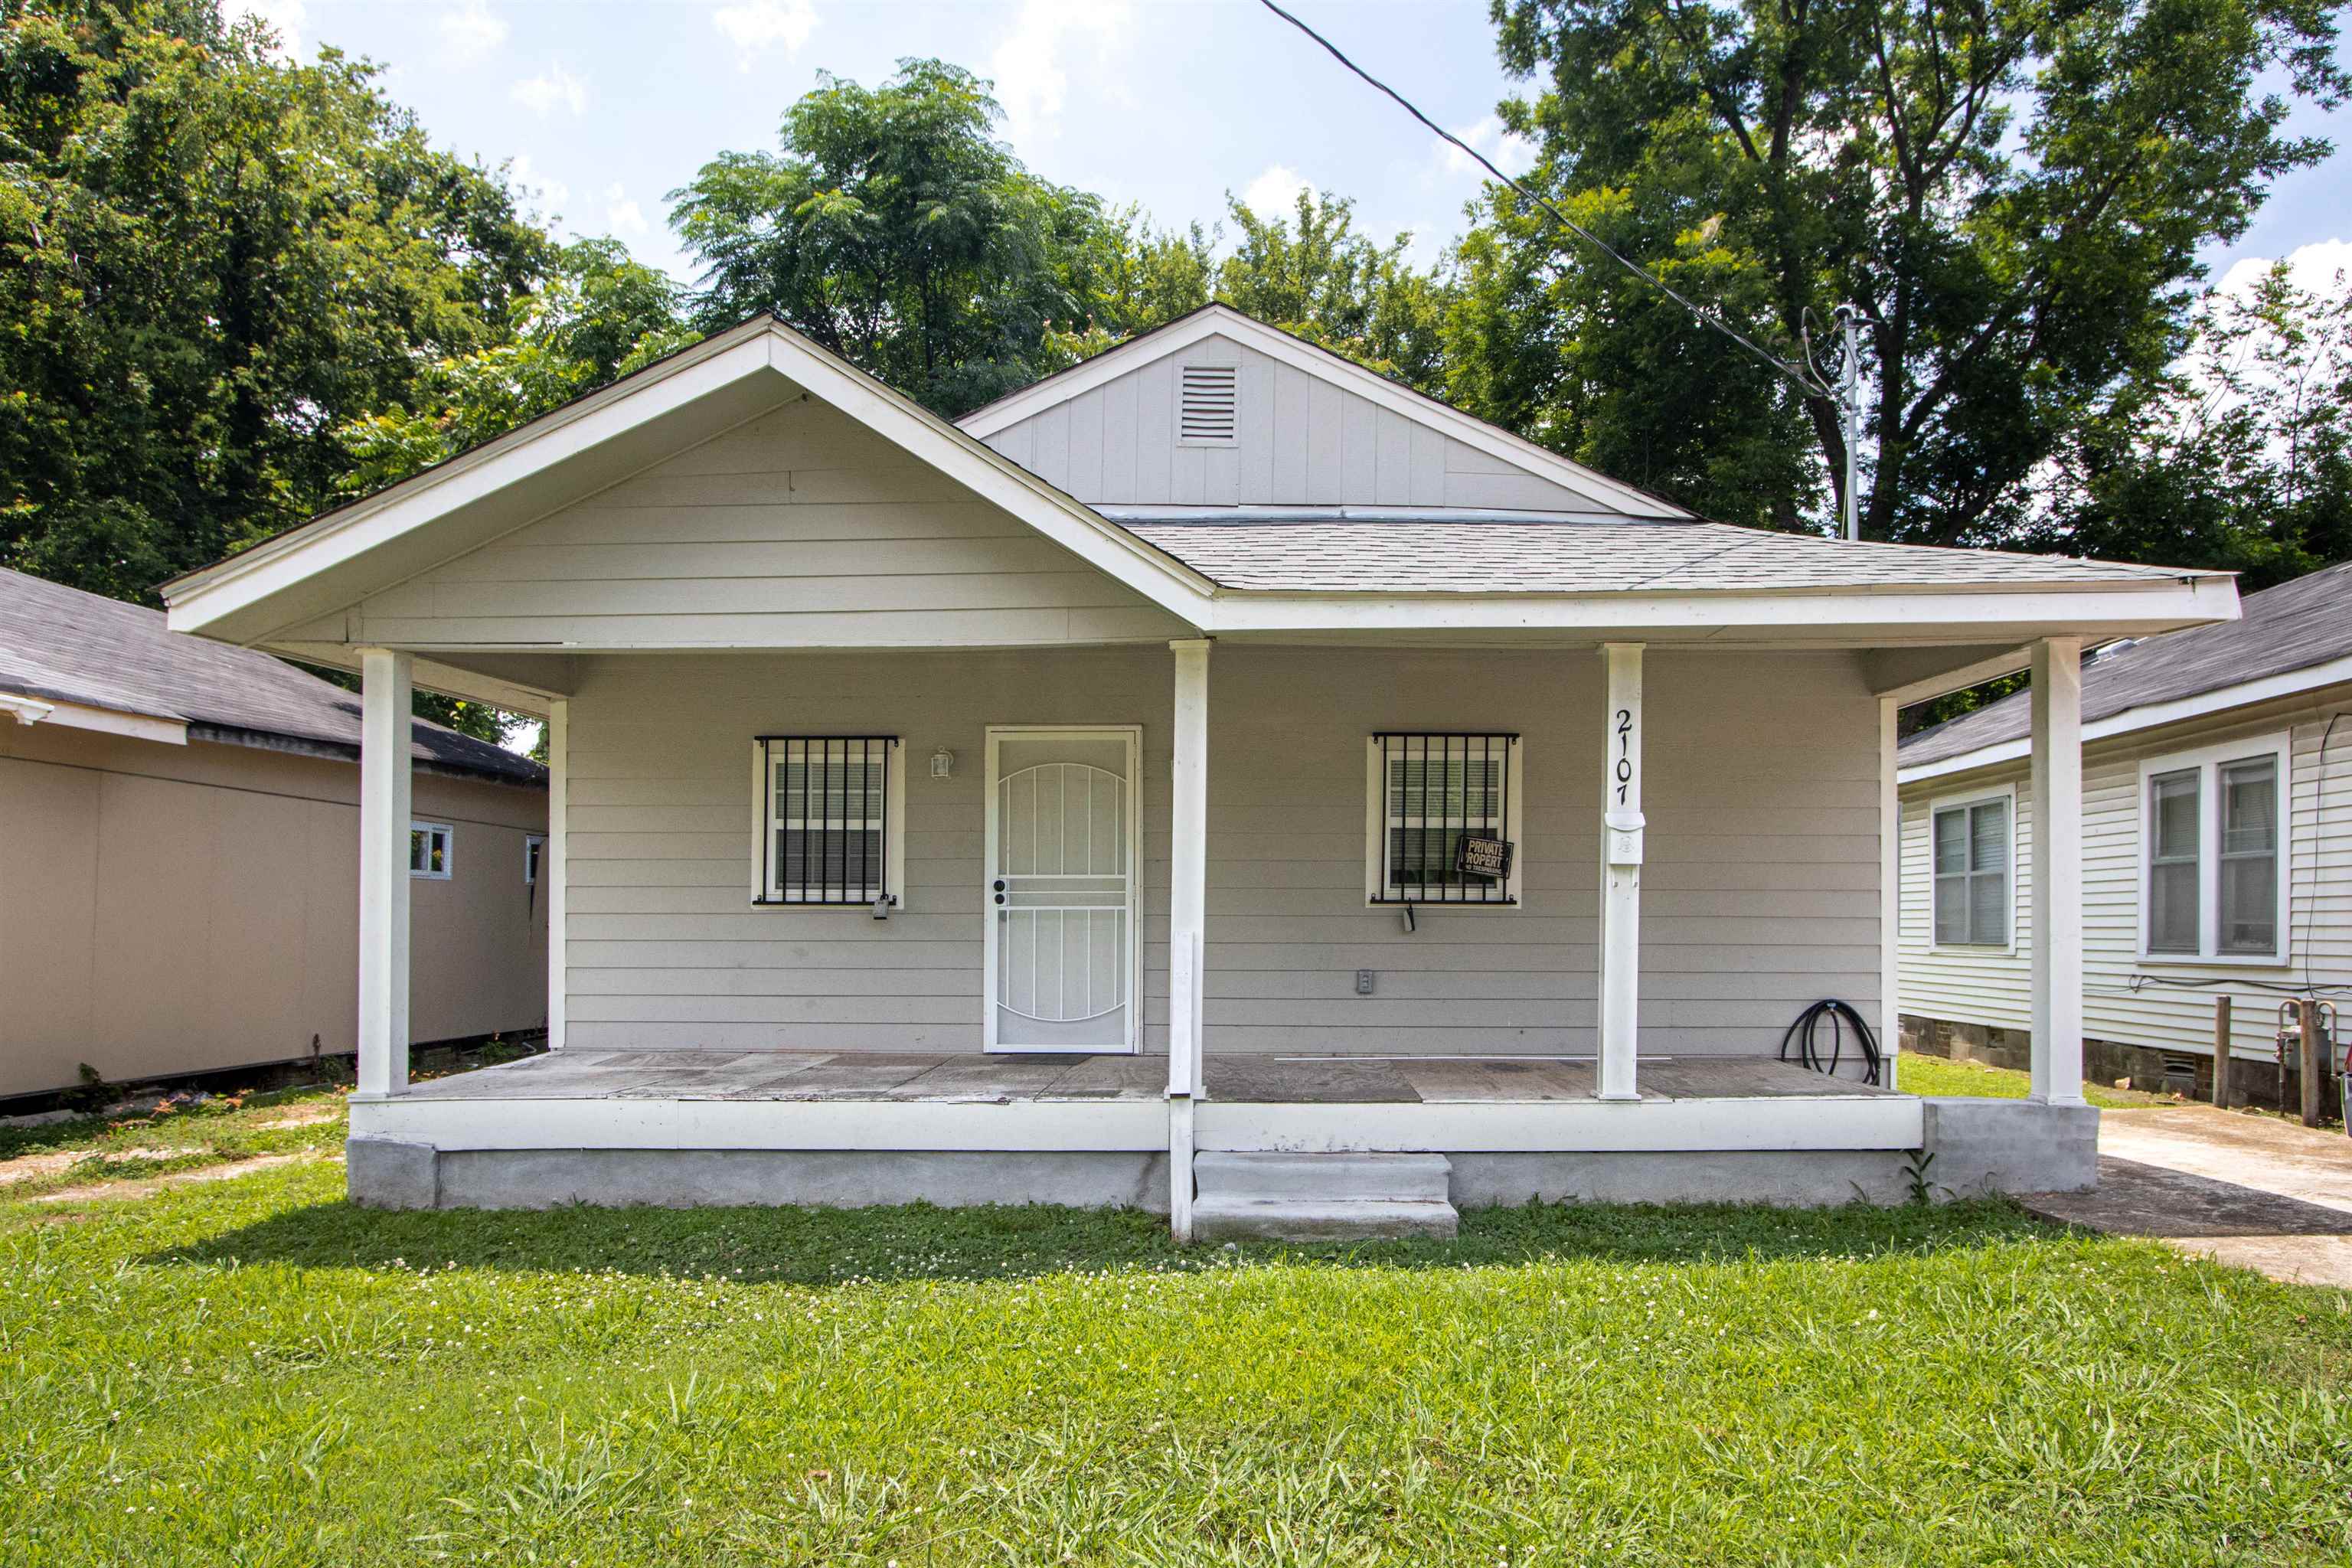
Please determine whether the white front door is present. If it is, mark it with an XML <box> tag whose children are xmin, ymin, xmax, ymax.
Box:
<box><xmin>985</xmin><ymin>727</ymin><xmax>1142</xmax><ymax>1053</ymax></box>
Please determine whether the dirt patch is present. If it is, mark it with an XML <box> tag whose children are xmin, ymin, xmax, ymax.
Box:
<box><xmin>0</xmin><ymin>1146</ymin><xmax>188</xmax><ymax>1187</ymax></box>
<box><xmin>33</xmin><ymin>1151</ymin><xmax>325</xmax><ymax>1204</ymax></box>
<box><xmin>253</xmin><ymin>1103</ymin><xmax>338</xmax><ymax>1130</ymax></box>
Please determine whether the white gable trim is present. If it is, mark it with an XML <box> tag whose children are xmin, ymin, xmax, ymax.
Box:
<box><xmin>1897</xmin><ymin>650</ymin><xmax>2352</xmax><ymax>785</ymax></box>
<box><xmin>165</xmin><ymin>318</ymin><xmax>1219</xmax><ymax>641</ymax></box>
<box><xmin>957</xmin><ymin>305</ymin><xmax>1689</xmax><ymax>520</ymax></box>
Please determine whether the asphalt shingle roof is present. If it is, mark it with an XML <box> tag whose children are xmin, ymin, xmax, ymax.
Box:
<box><xmin>0</xmin><ymin>567</ymin><xmax>544</xmax><ymax>785</ymax></box>
<box><xmin>1101</xmin><ymin>510</ymin><xmax>2207</xmax><ymax>595</ymax></box>
<box><xmin>1900</xmin><ymin>558</ymin><xmax>2352</xmax><ymax>768</ymax></box>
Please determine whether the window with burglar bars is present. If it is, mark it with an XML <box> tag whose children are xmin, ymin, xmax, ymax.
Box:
<box><xmin>756</xmin><ymin>737</ymin><xmax>900</xmax><ymax>906</ymax></box>
<box><xmin>1367</xmin><ymin>733</ymin><xmax>1521</xmax><ymax>905</ymax></box>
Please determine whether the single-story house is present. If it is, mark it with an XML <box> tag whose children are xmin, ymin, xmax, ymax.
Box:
<box><xmin>0</xmin><ymin>567</ymin><xmax>547</xmax><ymax>1102</ymax></box>
<box><xmin>161</xmin><ymin>305</ymin><xmax>2238</xmax><ymax>1237</ymax></box>
<box><xmin>1897</xmin><ymin>558</ymin><xmax>2351</xmax><ymax>1099</ymax></box>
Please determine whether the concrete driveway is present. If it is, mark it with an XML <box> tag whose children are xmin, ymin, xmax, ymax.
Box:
<box><xmin>2023</xmin><ymin>1105</ymin><xmax>2352</xmax><ymax>1287</ymax></box>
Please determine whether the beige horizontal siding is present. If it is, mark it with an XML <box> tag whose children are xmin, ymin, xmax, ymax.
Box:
<box><xmin>1899</xmin><ymin>681</ymin><xmax>2352</xmax><ymax>1063</ymax></box>
<box><xmin>562</xmin><ymin>645</ymin><xmax>1885</xmax><ymax>1057</ymax></box>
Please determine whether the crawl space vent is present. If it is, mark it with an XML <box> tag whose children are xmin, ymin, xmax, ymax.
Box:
<box><xmin>1178</xmin><ymin>364</ymin><xmax>1239</xmax><ymax>446</ymax></box>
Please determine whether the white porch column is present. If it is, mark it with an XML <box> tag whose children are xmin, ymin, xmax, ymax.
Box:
<box><xmin>2030</xmin><ymin>636</ymin><xmax>2086</xmax><ymax>1105</ymax></box>
<box><xmin>357</xmin><ymin>648</ymin><xmax>413</xmax><ymax>1099</ymax></box>
<box><xmin>1168</xmin><ymin>638</ymin><xmax>1211</xmax><ymax>1239</ymax></box>
<box><xmin>1880</xmin><ymin>695</ymin><xmax>1901</xmax><ymax>1089</ymax></box>
<box><xmin>1596</xmin><ymin>643</ymin><xmax>1645</xmax><ymax>1102</ymax></box>
<box><xmin>544</xmin><ymin>699</ymin><xmax>569</xmax><ymax>1052</ymax></box>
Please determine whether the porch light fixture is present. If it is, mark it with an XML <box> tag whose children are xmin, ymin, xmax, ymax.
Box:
<box><xmin>930</xmin><ymin>747</ymin><xmax>956</xmax><ymax>779</ymax></box>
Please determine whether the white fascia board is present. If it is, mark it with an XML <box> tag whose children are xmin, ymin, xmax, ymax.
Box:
<box><xmin>348</xmin><ymin>1093</ymin><xmax>1170</xmax><ymax>1152</ymax></box>
<box><xmin>959</xmin><ymin>305</ymin><xmax>1684</xmax><ymax>520</ymax></box>
<box><xmin>0</xmin><ymin>691</ymin><xmax>188</xmax><ymax>744</ymax></box>
<box><xmin>1897</xmin><ymin>648</ymin><xmax>2352</xmax><ymax>786</ymax></box>
<box><xmin>165</xmin><ymin>325</ymin><xmax>784</xmax><ymax>635</ymax></box>
<box><xmin>755</xmin><ymin>334</ymin><xmax>1217</xmax><ymax>621</ymax></box>
<box><xmin>1196</xmin><ymin>576</ymin><xmax>2233</xmax><ymax>635</ymax></box>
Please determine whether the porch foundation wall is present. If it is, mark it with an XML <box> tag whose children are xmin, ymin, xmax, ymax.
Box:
<box><xmin>422</xmin><ymin>1148</ymin><xmax>1171</xmax><ymax>1212</ymax></box>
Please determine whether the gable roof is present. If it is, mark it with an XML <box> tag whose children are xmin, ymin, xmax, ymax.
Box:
<box><xmin>0</xmin><ymin>568</ymin><xmax>543</xmax><ymax>783</ymax></box>
<box><xmin>957</xmin><ymin>303</ymin><xmax>1691</xmax><ymax>520</ymax></box>
<box><xmin>1900</xmin><ymin>559</ymin><xmax>2352</xmax><ymax>774</ymax></box>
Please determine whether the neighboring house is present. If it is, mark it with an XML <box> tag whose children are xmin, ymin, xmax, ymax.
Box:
<box><xmin>1898</xmin><ymin>560</ymin><xmax>2352</xmax><ymax>1096</ymax></box>
<box><xmin>0</xmin><ymin>568</ymin><xmax>548</xmax><ymax>1101</ymax></box>
<box><xmin>162</xmin><ymin>305</ymin><xmax>2237</xmax><ymax>1237</ymax></box>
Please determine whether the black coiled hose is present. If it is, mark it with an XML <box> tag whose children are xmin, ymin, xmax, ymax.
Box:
<box><xmin>1778</xmin><ymin>998</ymin><xmax>1883</xmax><ymax>1086</ymax></box>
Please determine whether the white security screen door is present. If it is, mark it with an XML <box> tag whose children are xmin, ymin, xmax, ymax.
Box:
<box><xmin>985</xmin><ymin>727</ymin><xmax>1142</xmax><ymax>1053</ymax></box>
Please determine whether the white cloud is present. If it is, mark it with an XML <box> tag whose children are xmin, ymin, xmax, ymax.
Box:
<box><xmin>606</xmin><ymin>183</ymin><xmax>648</xmax><ymax>237</ymax></box>
<box><xmin>508</xmin><ymin>154</ymin><xmax>569</xmax><ymax>223</ymax></box>
<box><xmin>438</xmin><ymin>1</ymin><xmax>508</xmax><ymax>66</ymax></box>
<box><xmin>2215</xmin><ymin>237</ymin><xmax>2352</xmax><ymax>301</ymax></box>
<box><xmin>712</xmin><ymin>0</ymin><xmax>818</xmax><ymax>70</ymax></box>
<box><xmin>511</xmin><ymin>63</ymin><xmax>588</xmax><ymax>117</ymax></box>
<box><xmin>1442</xmin><ymin>115</ymin><xmax>1537</xmax><ymax>181</ymax></box>
<box><xmin>226</xmin><ymin>0</ymin><xmax>305</xmax><ymax>57</ymax></box>
<box><xmin>1242</xmin><ymin>164</ymin><xmax>1312</xmax><ymax>217</ymax></box>
<box><xmin>989</xmin><ymin>0</ymin><xmax>1134</xmax><ymax>148</ymax></box>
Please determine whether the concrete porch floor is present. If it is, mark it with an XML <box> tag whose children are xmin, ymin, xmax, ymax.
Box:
<box><xmin>402</xmin><ymin>1049</ymin><xmax>1900</xmax><ymax>1106</ymax></box>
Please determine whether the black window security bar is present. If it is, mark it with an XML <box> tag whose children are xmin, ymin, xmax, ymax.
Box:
<box><xmin>1374</xmin><ymin>732</ymin><xmax>1517</xmax><ymax>905</ymax></box>
<box><xmin>756</xmin><ymin>736</ymin><xmax>897</xmax><ymax>906</ymax></box>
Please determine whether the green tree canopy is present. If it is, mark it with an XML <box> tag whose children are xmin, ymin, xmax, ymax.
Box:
<box><xmin>0</xmin><ymin>0</ymin><xmax>550</xmax><ymax>601</ymax></box>
<box><xmin>1450</xmin><ymin>0</ymin><xmax>2347</xmax><ymax>540</ymax></box>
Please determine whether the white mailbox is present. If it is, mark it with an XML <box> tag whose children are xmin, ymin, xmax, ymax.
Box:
<box><xmin>1604</xmin><ymin>807</ymin><xmax>1646</xmax><ymax>867</ymax></box>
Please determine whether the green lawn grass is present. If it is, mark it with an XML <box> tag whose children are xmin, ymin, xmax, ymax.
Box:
<box><xmin>1896</xmin><ymin>1050</ymin><xmax>2178</xmax><ymax>1109</ymax></box>
<box><xmin>4</xmin><ymin>1099</ymin><xmax>2349</xmax><ymax>1566</ymax></box>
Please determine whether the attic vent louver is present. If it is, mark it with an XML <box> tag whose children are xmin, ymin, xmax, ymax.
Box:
<box><xmin>1178</xmin><ymin>364</ymin><xmax>1239</xmax><ymax>446</ymax></box>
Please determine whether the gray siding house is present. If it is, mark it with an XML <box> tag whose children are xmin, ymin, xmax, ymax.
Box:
<box><xmin>1898</xmin><ymin>560</ymin><xmax>2352</xmax><ymax>1095</ymax></box>
<box><xmin>162</xmin><ymin>305</ymin><xmax>2236</xmax><ymax>1237</ymax></box>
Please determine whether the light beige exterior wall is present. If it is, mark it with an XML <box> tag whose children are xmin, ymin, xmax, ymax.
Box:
<box><xmin>1897</xmin><ymin>681</ymin><xmax>2352</xmax><ymax>1063</ymax></box>
<box><xmin>562</xmin><ymin>645</ymin><xmax>1882</xmax><ymax>1056</ymax></box>
<box><xmin>288</xmin><ymin>399</ymin><xmax>1196</xmax><ymax>651</ymax></box>
<box><xmin>977</xmin><ymin>330</ymin><xmax>1612</xmax><ymax>512</ymax></box>
<box><xmin>0</xmin><ymin>721</ymin><xmax>545</xmax><ymax>1098</ymax></box>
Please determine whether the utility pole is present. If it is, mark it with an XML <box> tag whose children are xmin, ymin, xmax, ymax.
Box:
<box><xmin>1834</xmin><ymin>302</ymin><xmax>1866</xmax><ymax>544</ymax></box>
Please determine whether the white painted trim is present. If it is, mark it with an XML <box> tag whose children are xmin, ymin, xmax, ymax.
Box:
<box><xmin>544</xmin><ymin>700</ymin><xmax>567</xmax><ymax>1051</ymax></box>
<box><xmin>2029</xmin><ymin>638</ymin><xmax>2085</xmax><ymax>1106</ymax></box>
<box><xmin>1596</xmin><ymin>644</ymin><xmax>1645</xmax><ymax>1102</ymax></box>
<box><xmin>524</xmin><ymin>834</ymin><xmax>545</xmax><ymax>884</ymax></box>
<box><xmin>0</xmin><ymin>691</ymin><xmax>189</xmax><ymax>744</ymax></box>
<box><xmin>351</xmin><ymin>1094</ymin><xmax>1172</xmax><ymax>1152</ymax></box>
<box><xmin>1168</xmin><ymin>641</ymin><xmax>1210</xmax><ymax>1097</ymax></box>
<box><xmin>1880</xmin><ymin>696</ymin><xmax>1900</xmax><ymax>1091</ymax></box>
<box><xmin>1899</xmin><ymin>645</ymin><xmax>2351</xmax><ymax>785</ymax></box>
<box><xmin>2134</xmin><ymin>729</ymin><xmax>2293</xmax><ymax>968</ymax></box>
<box><xmin>1923</xmin><ymin>782</ymin><xmax>2019</xmax><ymax>955</ymax></box>
<box><xmin>1194</xmin><ymin>1094</ymin><xmax>1923</xmax><ymax>1154</ymax></box>
<box><xmin>1362</xmin><ymin>733</ymin><xmax>1525</xmax><ymax>908</ymax></box>
<box><xmin>358</xmin><ymin>649</ymin><xmax>413</xmax><ymax>1098</ymax></box>
<box><xmin>0</xmin><ymin>691</ymin><xmax>51</xmax><ymax>724</ymax></box>
<box><xmin>408</xmin><ymin>820</ymin><xmax>455</xmax><ymax>880</ymax></box>
<box><xmin>982</xmin><ymin>724</ymin><xmax>1145</xmax><ymax>1055</ymax></box>
<box><xmin>958</xmin><ymin>305</ymin><xmax>1684</xmax><ymax>519</ymax></box>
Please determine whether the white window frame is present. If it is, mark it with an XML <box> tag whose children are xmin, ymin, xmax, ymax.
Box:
<box><xmin>1926</xmin><ymin>784</ymin><xmax>2017</xmax><ymax>953</ymax></box>
<box><xmin>1363</xmin><ymin>735</ymin><xmax>1525</xmax><ymax>909</ymax></box>
<box><xmin>2136</xmin><ymin>731</ymin><xmax>2292</xmax><ymax>966</ymax></box>
<box><xmin>410</xmin><ymin>821</ymin><xmax>454</xmax><ymax>880</ymax></box>
<box><xmin>524</xmin><ymin>834</ymin><xmax>545</xmax><ymax>885</ymax></box>
<box><xmin>747</xmin><ymin>737</ymin><xmax>907</xmax><ymax>907</ymax></box>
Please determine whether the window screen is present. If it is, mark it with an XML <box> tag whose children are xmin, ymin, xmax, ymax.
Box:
<box><xmin>758</xmin><ymin>737</ymin><xmax>897</xmax><ymax>905</ymax></box>
<box><xmin>2218</xmin><ymin>756</ymin><xmax>2278</xmax><ymax>953</ymax></box>
<box><xmin>1371</xmin><ymin>733</ymin><xmax>1517</xmax><ymax>904</ymax></box>
<box><xmin>2148</xmin><ymin>768</ymin><xmax>2202</xmax><ymax>954</ymax></box>
<box><xmin>1931</xmin><ymin>798</ymin><xmax>2009</xmax><ymax>946</ymax></box>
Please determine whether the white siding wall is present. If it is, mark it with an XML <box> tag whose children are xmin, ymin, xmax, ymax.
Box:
<box><xmin>1899</xmin><ymin>684</ymin><xmax>2352</xmax><ymax>1063</ymax></box>
<box><xmin>562</xmin><ymin>646</ymin><xmax>1883</xmax><ymax>1057</ymax></box>
<box><xmin>312</xmin><ymin>400</ymin><xmax>1195</xmax><ymax>649</ymax></box>
<box><xmin>980</xmin><ymin>332</ymin><xmax>1611</xmax><ymax>512</ymax></box>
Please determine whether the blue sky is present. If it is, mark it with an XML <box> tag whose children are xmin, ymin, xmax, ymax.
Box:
<box><xmin>239</xmin><ymin>0</ymin><xmax>2348</xmax><ymax>301</ymax></box>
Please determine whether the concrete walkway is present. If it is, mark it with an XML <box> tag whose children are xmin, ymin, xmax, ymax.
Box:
<box><xmin>2022</xmin><ymin>1105</ymin><xmax>2352</xmax><ymax>1287</ymax></box>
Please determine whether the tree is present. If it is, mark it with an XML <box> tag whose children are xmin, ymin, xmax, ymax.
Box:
<box><xmin>1217</xmin><ymin>190</ymin><xmax>1450</xmax><ymax>393</ymax></box>
<box><xmin>1455</xmin><ymin>0</ymin><xmax>2347</xmax><ymax>541</ymax></box>
<box><xmin>0</xmin><ymin>0</ymin><xmax>550</xmax><ymax>602</ymax></box>
<box><xmin>671</xmin><ymin>59</ymin><xmax>1131</xmax><ymax>417</ymax></box>
<box><xmin>2032</xmin><ymin>264</ymin><xmax>2351</xmax><ymax>587</ymax></box>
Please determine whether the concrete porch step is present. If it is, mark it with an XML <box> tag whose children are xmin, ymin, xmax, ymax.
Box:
<box><xmin>1191</xmin><ymin>1152</ymin><xmax>1459</xmax><ymax>1241</ymax></box>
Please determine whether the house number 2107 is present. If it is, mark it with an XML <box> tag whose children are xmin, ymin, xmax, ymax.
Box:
<box><xmin>1614</xmin><ymin>707</ymin><xmax>1635</xmax><ymax>802</ymax></box>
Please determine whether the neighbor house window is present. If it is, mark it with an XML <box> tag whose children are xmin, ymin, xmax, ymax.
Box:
<box><xmin>754</xmin><ymin>737</ymin><xmax>903</xmax><ymax>906</ymax></box>
<box><xmin>524</xmin><ymin>835</ymin><xmax>545</xmax><ymax>885</ymax></box>
<box><xmin>410</xmin><ymin>822</ymin><xmax>453</xmax><ymax>880</ymax></box>
<box><xmin>2141</xmin><ymin>736</ymin><xmax>2288</xmax><ymax>962</ymax></box>
<box><xmin>1366</xmin><ymin>733</ymin><xmax>1521</xmax><ymax>906</ymax></box>
<box><xmin>1930</xmin><ymin>792</ymin><xmax>2011</xmax><ymax>947</ymax></box>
